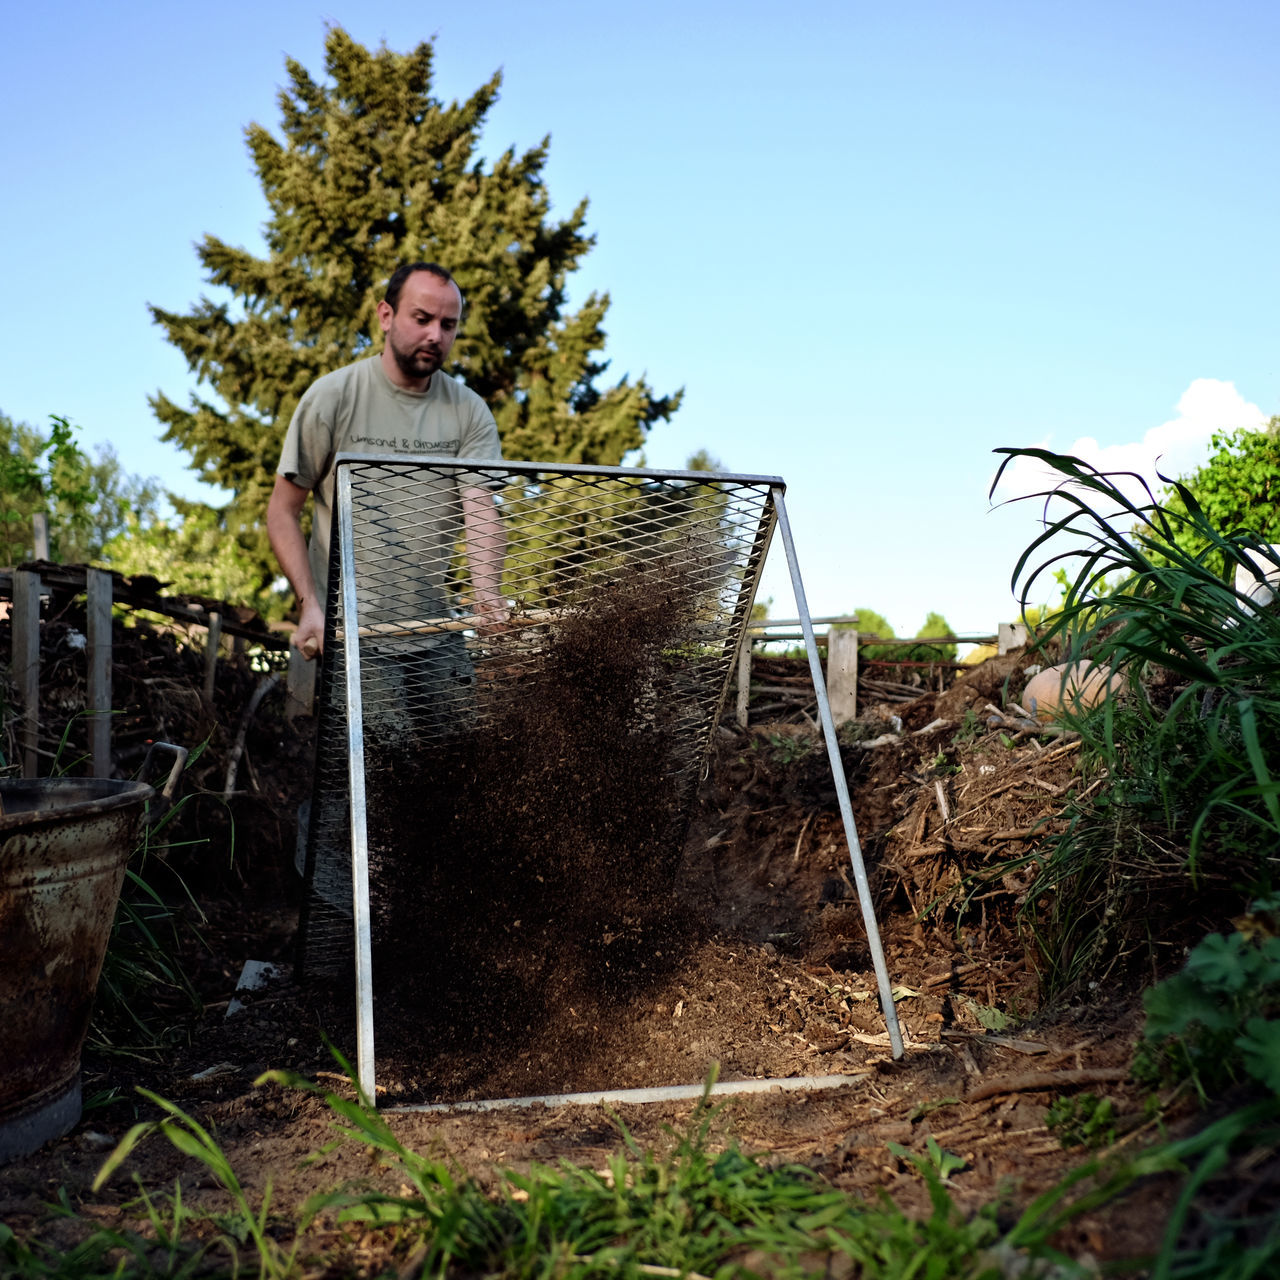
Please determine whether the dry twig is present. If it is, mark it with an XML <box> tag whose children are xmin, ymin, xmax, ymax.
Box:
<box><xmin>965</xmin><ymin>1067</ymin><xmax>1127</xmax><ymax>1102</ymax></box>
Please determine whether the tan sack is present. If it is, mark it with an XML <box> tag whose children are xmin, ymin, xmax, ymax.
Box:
<box><xmin>1023</xmin><ymin>661</ymin><xmax>1122</xmax><ymax>721</ymax></box>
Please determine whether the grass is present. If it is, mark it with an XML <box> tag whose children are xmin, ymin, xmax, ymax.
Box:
<box><xmin>277</xmin><ymin>1059</ymin><xmax>1049</xmax><ymax>1279</ymax></box>
<box><xmin>0</xmin><ymin>1184</ymin><xmax>220</xmax><ymax>1279</ymax></box>
<box><xmin>3</xmin><ymin>1060</ymin><xmax>1163</xmax><ymax>1280</ymax></box>
<box><xmin>92</xmin><ymin>1088</ymin><xmax>304</xmax><ymax>1279</ymax></box>
<box><xmin>7</xmin><ymin>1050</ymin><xmax>1272</xmax><ymax>1279</ymax></box>
<box><xmin>7</xmin><ymin>1061</ymin><xmax>1278</xmax><ymax>1279</ymax></box>
<box><xmin>90</xmin><ymin>755</ymin><xmax>209</xmax><ymax>1055</ymax></box>
<box><xmin>988</xmin><ymin>448</ymin><xmax>1280</xmax><ymax>991</ymax></box>
<box><xmin>983</xmin><ymin>446</ymin><xmax>1280</xmax><ymax>1275</ymax></box>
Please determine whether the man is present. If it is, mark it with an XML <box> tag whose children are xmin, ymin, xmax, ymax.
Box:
<box><xmin>273</xmin><ymin>264</ymin><xmax>507</xmax><ymax>924</ymax></box>
<box><xmin>267</xmin><ymin>261</ymin><xmax>507</xmax><ymax>661</ymax></box>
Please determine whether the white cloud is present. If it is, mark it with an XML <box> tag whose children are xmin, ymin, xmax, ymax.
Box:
<box><xmin>993</xmin><ymin>378</ymin><xmax>1267</xmax><ymax>513</ymax></box>
<box><xmin>986</xmin><ymin>380</ymin><xmax>1269</xmax><ymax>607</ymax></box>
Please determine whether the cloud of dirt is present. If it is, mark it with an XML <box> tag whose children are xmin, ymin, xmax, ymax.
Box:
<box><xmin>366</xmin><ymin>558</ymin><xmax>715</xmax><ymax>1095</ymax></box>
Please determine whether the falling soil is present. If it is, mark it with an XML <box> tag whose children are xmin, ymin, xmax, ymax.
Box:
<box><xmin>365</xmin><ymin>563</ymin><xmax>711</xmax><ymax>1102</ymax></box>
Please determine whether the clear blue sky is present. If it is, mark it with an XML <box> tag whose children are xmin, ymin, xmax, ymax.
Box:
<box><xmin>3</xmin><ymin>1</ymin><xmax>1276</xmax><ymax>635</ymax></box>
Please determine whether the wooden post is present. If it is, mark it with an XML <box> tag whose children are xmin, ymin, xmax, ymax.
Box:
<box><xmin>12</xmin><ymin>570</ymin><xmax>41</xmax><ymax>778</ymax></box>
<box><xmin>736</xmin><ymin>635</ymin><xmax>753</xmax><ymax>728</ymax></box>
<box><xmin>285</xmin><ymin>643</ymin><xmax>317</xmax><ymax>720</ymax></box>
<box><xmin>827</xmin><ymin>627</ymin><xmax>858</xmax><ymax>725</ymax></box>
<box><xmin>86</xmin><ymin>568</ymin><xmax>113</xmax><ymax>778</ymax></box>
<box><xmin>31</xmin><ymin>513</ymin><xmax>49</xmax><ymax>561</ymax></box>
<box><xmin>203</xmin><ymin>611</ymin><xmax>222</xmax><ymax>703</ymax></box>
<box><xmin>998</xmin><ymin>622</ymin><xmax>1028</xmax><ymax>655</ymax></box>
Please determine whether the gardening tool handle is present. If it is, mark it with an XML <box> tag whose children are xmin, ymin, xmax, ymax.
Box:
<box><xmin>138</xmin><ymin>740</ymin><xmax>189</xmax><ymax>832</ymax></box>
<box><xmin>338</xmin><ymin>607</ymin><xmax>560</xmax><ymax>641</ymax></box>
<box><xmin>140</xmin><ymin>741</ymin><xmax>189</xmax><ymax>808</ymax></box>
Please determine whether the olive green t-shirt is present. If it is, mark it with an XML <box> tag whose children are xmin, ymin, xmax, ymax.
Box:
<box><xmin>277</xmin><ymin>356</ymin><xmax>502</xmax><ymax>624</ymax></box>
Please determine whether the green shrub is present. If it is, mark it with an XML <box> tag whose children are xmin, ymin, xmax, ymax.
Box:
<box><xmin>1045</xmin><ymin>1093</ymin><xmax>1117</xmax><ymax>1150</ymax></box>
<box><xmin>1135</xmin><ymin>898</ymin><xmax>1280</xmax><ymax>1099</ymax></box>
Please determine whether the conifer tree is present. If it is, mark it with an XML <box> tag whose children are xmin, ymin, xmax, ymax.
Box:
<box><xmin>152</xmin><ymin>26</ymin><xmax>680</xmax><ymax>591</ymax></box>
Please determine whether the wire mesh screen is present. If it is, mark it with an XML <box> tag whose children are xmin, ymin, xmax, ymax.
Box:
<box><xmin>298</xmin><ymin>458</ymin><xmax>779</xmax><ymax>1024</ymax></box>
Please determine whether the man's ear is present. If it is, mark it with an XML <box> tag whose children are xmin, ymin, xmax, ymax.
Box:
<box><xmin>376</xmin><ymin>299</ymin><xmax>393</xmax><ymax>333</ymax></box>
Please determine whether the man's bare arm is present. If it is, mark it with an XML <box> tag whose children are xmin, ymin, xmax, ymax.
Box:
<box><xmin>461</xmin><ymin>485</ymin><xmax>508</xmax><ymax>631</ymax></box>
<box><xmin>267</xmin><ymin>474</ymin><xmax>325</xmax><ymax>658</ymax></box>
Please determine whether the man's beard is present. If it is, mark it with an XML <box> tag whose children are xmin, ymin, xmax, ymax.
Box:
<box><xmin>389</xmin><ymin>334</ymin><xmax>442</xmax><ymax>380</ymax></box>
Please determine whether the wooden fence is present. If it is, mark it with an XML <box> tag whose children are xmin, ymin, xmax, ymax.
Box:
<box><xmin>0</xmin><ymin>564</ymin><xmax>290</xmax><ymax>780</ymax></box>
<box><xmin>2</xmin><ymin>558</ymin><xmax>1031</xmax><ymax>777</ymax></box>
<box><xmin>734</xmin><ymin>617</ymin><xmax>1026</xmax><ymax>728</ymax></box>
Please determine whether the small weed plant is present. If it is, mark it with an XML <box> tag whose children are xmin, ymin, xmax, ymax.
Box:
<box><xmin>762</xmin><ymin>731</ymin><xmax>814</xmax><ymax>766</ymax></box>
<box><xmin>954</xmin><ymin>706</ymin><xmax>984</xmax><ymax>744</ymax></box>
<box><xmin>888</xmin><ymin>1134</ymin><xmax>967</xmax><ymax>1183</ymax></box>
<box><xmin>1045</xmin><ymin>1093</ymin><xmax>1117</xmax><ymax>1151</ymax></box>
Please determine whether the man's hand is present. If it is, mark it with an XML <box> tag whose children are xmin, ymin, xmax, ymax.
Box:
<box><xmin>292</xmin><ymin>597</ymin><xmax>326</xmax><ymax>660</ymax></box>
<box><xmin>471</xmin><ymin>592</ymin><xmax>510</xmax><ymax>638</ymax></box>
<box><xmin>268</xmin><ymin>474</ymin><xmax>325</xmax><ymax>660</ymax></box>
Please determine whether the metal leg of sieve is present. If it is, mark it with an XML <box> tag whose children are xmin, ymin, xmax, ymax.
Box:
<box><xmin>337</xmin><ymin>469</ymin><xmax>378</xmax><ymax>1100</ymax></box>
<box><xmin>770</xmin><ymin>487</ymin><xmax>905</xmax><ymax>1059</ymax></box>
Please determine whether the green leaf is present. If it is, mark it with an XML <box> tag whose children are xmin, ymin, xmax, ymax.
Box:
<box><xmin>1143</xmin><ymin>974</ymin><xmax>1237</xmax><ymax>1038</ymax></box>
<box><xmin>1238</xmin><ymin>1018</ymin><xmax>1280</xmax><ymax>1093</ymax></box>
<box><xmin>91</xmin><ymin>1119</ymin><xmax>158</xmax><ymax>1191</ymax></box>
<box><xmin>1185</xmin><ymin>932</ymin><xmax>1254</xmax><ymax>993</ymax></box>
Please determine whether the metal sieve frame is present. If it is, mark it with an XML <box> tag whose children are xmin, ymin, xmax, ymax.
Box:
<box><xmin>300</xmin><ymin>454</ymin><xmax>903</xmax><ymax>1101</ymax></box>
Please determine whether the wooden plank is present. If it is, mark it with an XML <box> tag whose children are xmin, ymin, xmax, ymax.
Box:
<box><xmin>826</xmin><ymin>627</ymin><xmax>858</xmax><ymax>725</ymax></box>
<box><xmin>0</xmin><ymin>567</ymin><xmax>289</xmax><ymax>649</ymax></box>
<box><xmin>749</xmin><ymin>629</ymin><xmax>997</xmax><ymax>647</ymax></box>
<box><xmin>12</xmin><ymin>570</ymin><xmax>41</xmax><ymax>778</ymax></box>
<box><xmin>285</xmin><ymin>643</ymin><xmax>317</xmax><ymax>720</ymax></box>
<box><xmin>736</xmin><ymin>637</ymin><xmax>752</xmax><ymax>728</ymax></box>
<box><xmin>86</xmin><ymin>568</ymin><xmax>113</xmax><ymax>778</ymax></box>
<box><xmin>203</xmin><ymin>611</ymin><xmax>222</xmax><ymax>703</ymax></box>
<box><xmin>31</xmin><ymin>513</ymin><xmax>49</xmax><ymax>561</ymax></box>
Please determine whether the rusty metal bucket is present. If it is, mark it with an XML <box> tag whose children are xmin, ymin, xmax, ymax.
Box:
<box><xmin>0</xmin><ymin>777</ymin><xmax>155</xmax><ymax>1162</ymax></box>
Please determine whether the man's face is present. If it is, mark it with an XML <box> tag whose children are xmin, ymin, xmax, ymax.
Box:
<box><xmin>378</xmin><ymin>272</ymin><xmax>463</xmax><ymax>384</ymax></box>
